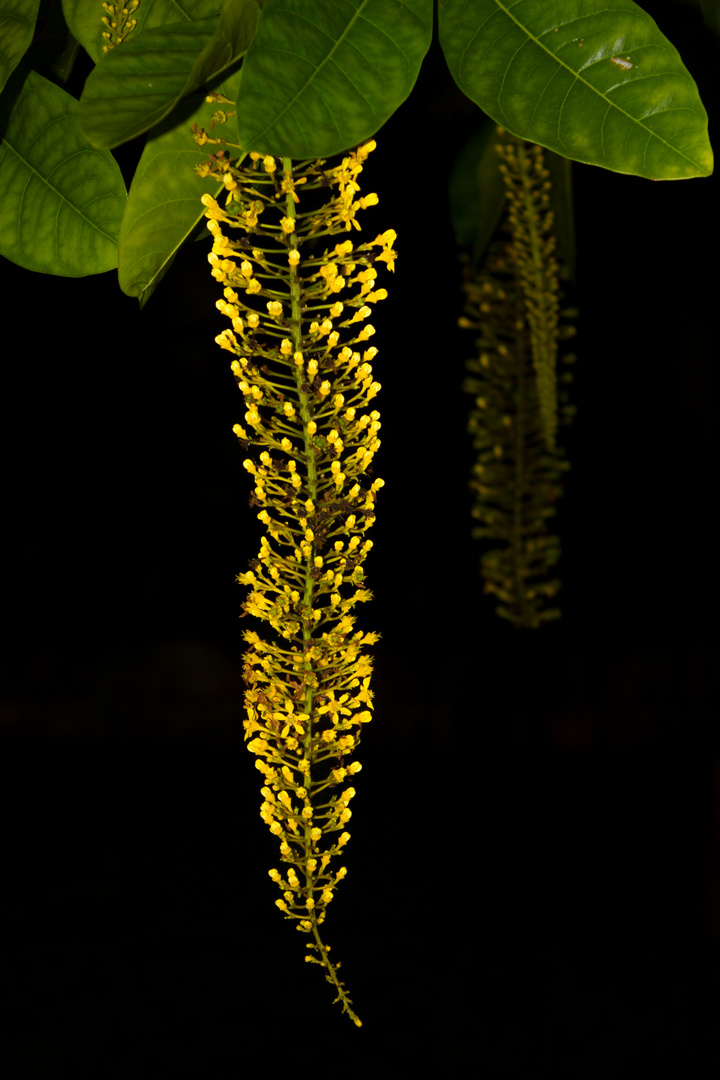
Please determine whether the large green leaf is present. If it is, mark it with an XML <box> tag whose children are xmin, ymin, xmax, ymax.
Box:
<box><xmin>78</xmin><ymin>0</ymin><xmax>259</xmax><ymax>149</ymax></box>
<box><xmin>438</xmin><ymin>0</ymin><xmax>713</xmax><ymax>180</ymax></box>
<box><xmin>0</xmin><ymin>69</ymin><xmax>125</xmax><ymax>275</ymax></box>
<box><xmin>0</xmin><ymin>0</ymin><xmax>41</xmax><ymax>94</ymax></box>
<box><xmin>118</xmin><ymin>78</ymin><xmax>242</xmax><ymax>305</ymax></box>
<box><xmin>448</xmin><ymin>120</ymin><xmax>505</xmax><ymax>261</ymax></box>
<box><xmin>235</xmin><ymin>0</ymin><xmax>433</xmax><ymax>158</ymax></box>
<box><xmin>62</xmin><ymin>0</ymin><xmax>222</xmax><ymax>66</ymax></box>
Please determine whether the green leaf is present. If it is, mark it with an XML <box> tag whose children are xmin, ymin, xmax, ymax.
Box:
<box><xmin>118</xmin><ymin>87</ymin><xmax>236</xmax><ymax>305</ymax></box>
<box><xmin>448</xmin><ymin>119</ymin><xmax>505</xmax><ymax>261</ymax></box>
<box><xmin>62</xmin><ymin>0</ymin><xmax>222</xmax><ymax>66</ymax></box>
<box><xmin>78</xmin><ymin>0</ymin><xmax>260</xmax><ymax>149</ymax></box>
<box><xmin>0</xmin><ymin>0</ymin><xmax>41</xmax><ymax>94</ymax></box>
<box><xmin>50</xmin><ymin>31</ymin><xmax>83</xmax><ymax>85</ymax></box>
<box><xmin>438</xmin><ymin>0</ymin><xmax>713</xmax><ymax>180</ymax></box>
<box><xmin>78</xmin><ymin>17</ymin><xmax>218</xmax><ymax>147</ymax></box>
<box><xmin>0</xmin><ymin>69</ymin><xmax>126</xmax><ymax>275</ymax></box>
<box><xmin>235</xmin><ymin>0</ymin><xmax>433</xmax><ymax>158</ymax></box>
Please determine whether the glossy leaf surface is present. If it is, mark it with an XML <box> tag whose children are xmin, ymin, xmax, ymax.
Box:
<box><xmin>439</xmin><ymin>0</ymin><xmax>713</xmax><ymax>180</ymax></box>
<box><xmin>235</xmin><ymin>0</ymin><xmax>433</xmax><ymax>157</ymax></box>
<box><xmin>0</xmin><ymin>0</ymin><xmax>41</xmax><ymax>94</ymax></box>
<box><xmin>79</xmin><ymin>0</ymin><xmax>259</xmax><ymax>148</ymax></box>
<box><xmin>0</xmin><ymin>69</ymin><xmax>125</xmax><ymax>275</ymax></box>
<box><xmin>117</xmin><ymin>79</ymin><xmax>240</xmax><ymax>305</ymax></box>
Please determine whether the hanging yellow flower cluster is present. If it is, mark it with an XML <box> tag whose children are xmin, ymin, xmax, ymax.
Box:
<box><xmin>198</xmin><ymin>140</ymin><xmax>395</xmax><ymax>1026</ymax></box>
<box><xmin>459</xmin><ymin>131</ymin><xmax>576</xmax><ymax>628</ymax></box>
<box><xmin>496</xmin><ymin>134</ymin><xmax>562</xmax><ymax>451</ymax></box>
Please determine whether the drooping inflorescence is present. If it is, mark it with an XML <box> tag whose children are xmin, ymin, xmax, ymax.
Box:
<box><xmin>198</xmin><ymin>138</ymin><xmax>395</xmax><ymax>1025</ymax></box>
<box><xmin>495</xmin><ymin>133</ymin><xmax>563</xmax><ymax>452</ymax></box>
<box><xmin>459</xmin><ymin>130</ymin><xmax>576</xmax><ymax>628</ymax></box>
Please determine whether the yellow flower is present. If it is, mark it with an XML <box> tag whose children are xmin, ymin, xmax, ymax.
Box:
<box><xmin>201</xmin><ymin>194</ymin><xmax>226</xmax><ymax>220</ymax></box>
<box><xmin>205</xmin><ymin>143</ymin><xmax>392</xmax><ymax>1030</ymax></box>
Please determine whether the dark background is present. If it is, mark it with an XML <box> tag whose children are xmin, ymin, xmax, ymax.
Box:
<box><xmin>2</xmin><ymin>2</ymin><xmax>720</xmax><ymax>1074</ymax></box>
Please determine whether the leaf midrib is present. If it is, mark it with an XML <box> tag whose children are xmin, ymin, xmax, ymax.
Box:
<box><xmin>247</xmin><ymin>0</ymin><xmax>371</xmax><ymax>148</ymax></box>
<box><xmin>1</xmin><ymin>129</ymin><xmax>120</xmax><ymax>248</ymax></box>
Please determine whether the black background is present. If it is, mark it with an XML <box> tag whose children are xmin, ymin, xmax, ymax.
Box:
<box><xmin>2</xmin><ymin>2</ymin><xmax>720</xmax><ymax>1075</ymax></box>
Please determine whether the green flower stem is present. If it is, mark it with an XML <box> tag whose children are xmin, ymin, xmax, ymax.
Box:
<box><xmin>280</xmin><ymin>156</ymin><xmax>349</xmax><ymax>1016</ymax></box>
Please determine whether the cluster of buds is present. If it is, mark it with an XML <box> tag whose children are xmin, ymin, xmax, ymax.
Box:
<box><xmin>101</xmin><ymin>0</ymin><xmax>140</xmax><ymax>52</ymax></box>
<box><xmin>199</xmin><ymin>138</ymin><xmax>396</xmax><ymax>1025</ymax></box>
<box><xmin>460</xmin><ymin>245</ymin><xmax>571</xmax><ymax>627</ymax></box>
<box><xmin>495</xmin><ymin>133</ymin><xmax>561</xmax><ymax>450</ymax></box>
<box><xmin>458</xmin><ymin>131</ymin><xmax>576</xmax><ymax>628</ymax></box>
